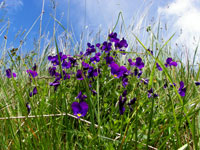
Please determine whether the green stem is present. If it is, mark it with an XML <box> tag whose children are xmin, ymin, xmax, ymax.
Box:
<box><xmin>146</xmin><ymin>97</ymin><xmax>155</xmax><ymax>150</ymax></box>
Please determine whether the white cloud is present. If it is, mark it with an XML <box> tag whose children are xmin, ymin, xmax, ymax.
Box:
<box><xmin>158</xmin><ymin>0</ymin><xmax>200</xmax><ymax>60</ymax></box>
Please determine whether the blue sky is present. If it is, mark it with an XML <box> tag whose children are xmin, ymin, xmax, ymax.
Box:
<box><xmin>0</xmin><ymin>0</ymin><xmax>200</xmax><ymax>59</ymax></box>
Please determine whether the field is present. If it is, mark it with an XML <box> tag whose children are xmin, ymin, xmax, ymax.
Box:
<box><xmin>0</xmin><ymin>3</ymin><xmax>200</xmax><ymax>150</ymax></box>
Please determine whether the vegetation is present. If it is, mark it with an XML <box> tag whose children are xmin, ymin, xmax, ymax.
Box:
<box><xmin>0</xmin><ymin>2</ymin><xmax>200</xmax><ymax>150</ymax></box>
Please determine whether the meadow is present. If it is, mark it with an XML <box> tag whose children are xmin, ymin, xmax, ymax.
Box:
<box><xmin>0</xmin><ymin>7</ymin><xmax>200</xmax><ymax>150</ymax></box>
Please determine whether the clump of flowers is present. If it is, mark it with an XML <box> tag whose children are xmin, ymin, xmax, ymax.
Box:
<box><xmin>6</xmin><ymin>69</ymin><xmax>16</xmax><ymax>78</ymax></box>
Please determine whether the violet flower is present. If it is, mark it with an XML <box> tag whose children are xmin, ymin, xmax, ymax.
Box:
<box><xmin>27</xmin><ymin>69</ymin><xmax>38</xmax><ymax>78</ymax></box>
<box><xmin>128</xmin><ymin>57</ymin><xmax>144</xmax><ymax>69</ymax></box>
<box><xmin>119</xmin><ymin>95</ymin><xmax>127</xmax><ymax>115</ymax></box>
<box><xmin>90</xmin><ymin>53</ymin><xmax>100</xmax><ymax>64</ymax></box>
<box><xmin>108</xmin><ymin>32</ymin><xmax>119</xmax><ymax>43</ymax></box>
<box><xmin>29</xmin><ymin>87</ymin><xmax>37</xmax><ymax>97</ymax></box>
<box><xmin>148</xmin><ymin>88</ymin><xmax>158</xmax><ymax>98</ymax></box>
<box><xmin>122</xmin><ymin>77</ymin><xmax>128</xmax><ymax>88</ymax></box>
<box><xmin>48</xmin><ymin>67</ymin><xmax>56</xmax><ymax>76</ymax></box>
<box><xmin>62</xmin><ymin>61</ymin><xmax>71</xmax><ymax>69</ymax></box>
<box><xmin>179</xmin><ymin>81</ymin><xmax>186</xmax><ymax>97</ymax></box>
<box><xmin>105</xmin><ymin>55</ymin><xmax>114</xmax><ymax>65</ymax></box>
<box><xmin>135</xmin><ymin>57</ymin><xmax>145</xmax><ymax>69</ymax></box>
<box><xmin>102</xmin><ymin>41</ymin><xmax>112</xmax><ymax>53</ymax></box>
<box><xmin>71</xmin><ymin>101</ymin><xmax>88</xmax><ymax>118</ymax></box>
<box><xmin>85</xmin><ymin>43</ymin><xmax>96</xmax><ymax>56</ymax></box>
<box><xmin>165</xmin><ymin>58</ymin><xmax>177</xmax><ymax>67</ymax></box>
<box><xmin>88</xmin><ymin>67</ymin><xmax>100</xmax><ymax>78</ymax></box>
<box><xmin>76</xmin><ymin>70</ymin><xmax>84</xmax><ymax>80</ymax></box>
<box><xmin>156</xmin><ymin>63</ymin><xmax>163</xmax><ymax>71</ymax></box>
<box><xmin>128</xmin><ymin>98</ymin><xmax>137</xmax><ymax>111</ymax></box>
<box><xmin>82</xmin><ymin>61</ymin><xmax>90</xmax><ymax>70</ymax></box>
<box><xmin>6</xmin><ymin>69</ymin><xmax>16</xmax><ymax>78</ymax></box>
<box><xmin>110</xmin><ymin>63</ymin><xmax>128</xmax><ymax>78</ymax></box>
<box><xmin>50</xmin><ymin>79</ymin><xmax>60</xmax><ymax>91</ymax></box>
<box><xmin>26</xmin><ymin>102</ymin><xmax>31</xmax><ymax>115</ymax></box>
<box><xmin>115</xmin><ymin>38</ymin><xmax>128</xmax><ymax>49</ymax></box>
<box><xmin>76</xmin><ymin>91</ymin><xmax>87</xmax><ymax>101</ymax></box>
<box><xmin>195</xmin><ymin>81</ymin><xmax>200</xmax><ymax>86</ymax></box>
<box><xmin>147</xmin><ymin>49</ymin><xmax>153</xmax><ymax>55</ymax></box>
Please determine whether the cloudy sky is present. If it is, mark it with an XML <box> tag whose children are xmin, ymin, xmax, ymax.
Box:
<box><xmin>0</xmin><ymin>0</ymin><xmax>200</xmax><ymax>59</ymax></box>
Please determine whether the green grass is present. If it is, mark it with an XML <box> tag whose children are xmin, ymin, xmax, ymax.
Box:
<box><xmin>0</xmin><ymin>5</ymin><xmax>200</xmax><ymax>150</ymax></box>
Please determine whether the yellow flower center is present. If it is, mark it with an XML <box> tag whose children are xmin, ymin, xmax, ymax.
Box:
<box><xmin>77</xmin><ymin>113</ymin><xmax>82</xmax><ymax>117</ymax></box>
<box><xmin>114</xmin><ymin>74</ymin><xmax>117</xmax><ymax>78</ymax></box>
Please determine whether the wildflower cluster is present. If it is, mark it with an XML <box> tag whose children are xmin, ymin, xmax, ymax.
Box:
<box><xmin>5</xmin><ymin>32</ymin><xmax>193</xmax><ymax>118</ymax></box>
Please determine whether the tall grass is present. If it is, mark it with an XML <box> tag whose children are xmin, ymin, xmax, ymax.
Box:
<box><xmin>0</xmin><ymin>1</ymin><xmax>200</xmax><ymax>150</ymax></box>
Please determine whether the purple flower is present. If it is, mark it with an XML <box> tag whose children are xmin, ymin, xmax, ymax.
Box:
<box><xmin>68</xmin><ymin>57</ymin><xmax>77</xmax><ymax>67</ymax></box>
<box><xmin>115</xmin><ymin>38</ymin><xmax>128</xmax><ymax>49</ymax></box>
<box><xmin>85</xmin><ymin>43</ymin><xmax>96</xmax><ymax>56</ymax></box>
<box><xmin>122</xmin><ymin>77</ymin><xmax>128</xmax><ymax>88</ymax></box>
<box><xmin>109</xmin><ymin>32</ymin><xmax>119</xmax><ymax>43</ymax></box>
<box><xmin>88</xmin><ymin>66</ymin><xmax>100</xmax><ymax>78</ymax></box>
<box><xmin>119</xmin><ymin>95</ymin><xmax>127</xmax><ymax>115</ymax></box>
<box><xmin>134</xmin><ymin>68</ymin><xmax>143</xmax><ymax>78</ymax></box>
<box><xmin>6</xmin><ymin>69</ymin><xmax>16</xmax><ymax>78</ymax></box>
<box><xmin>26</xmin><ymin>69</ymin><xmax>38</xmax><ymax>78</ymax></box>
<box><xmin>90</xmin><ymin>53</ymin><xmax>100</xmax><ymax>64</ymax></box>
<box><xmin>50</xmin><ymin>79</ymin><xmax>60</xmax><ymax>91</ymax></box>
<box><xmin>32</xmin><ymin>63</ymin><xmax>37</xmax><ymax>71</ymax></box>
<box><xmin>128</xmin><ymin>57</ymin><xmax>144</xmax><ymax>69</ymax></box>
<box><xmin>164</xmin><ymin>83</ymin><xmax>168</xmax><ymax>89</ymax></box>
<box><xmin>179</xmin><ymin>81</ymin><xmax>186</xmax><ymax>97</ymax></box>
<box><xmin>26</xmin><ymin>102</ymin><xmax>31</xmax><ymax>114</ymax></box>
<box><xmin>29</xmin><ymin>87</ymin><xmax>37</xmax><ymax>97</ymax></box>
<box><xmin>62</xmin><ymin>61</ymin><xmax>71</xmax><ymax>69</ymax></box>
<box><xmin>48</xmin><ymin>55</ymin><xmax>59</xmax><ymax>66</ymax></box>
<box><xmin>119</xmin><ymin>50</ymin><xmax>126</xmax><ymax>55</ymax></box>
<box><xmin>62</xmin><ymin>70</ymin><xmax>70</xmax><ymax>80</ymax></box>
<box><xmin>170</xmin><ymin>83</ymin><xmax>176</xmax><ymax>87</ymax></box>
<box><xmin>195</xmin><ymin>81</ymin><xmax>200</xmax><ymax>86</ymax></box>
<box><xmin>105</xmin><ymin>55</ymin><xmax>114</xmax><ymax>65</ymax></box>
<box><xmin>165</xmin><ymin>58</ymin><xmax>177</xmax><ymax>67</ymax></box>
<box><xmin>96</xmin><ymin>43</ymin><xmax>101</xmax><ymax>48</ymax></box>
<box><xmin>76</xmin><ymin>91</ymin><xmax>87</xmax><ymax>101</ymax></box>
<box><xmin>147</xmin><ymin>49</ymin><xmax>153</xmax><ymax>55</ymax></box>
<box><xmin>156</xmin><ymin>63</ymin><xmax>162</xmax><ymax>71</ymax></box>
<box><xmin>135</xmin><ymin>57</ymin><xmax>145</xmax><ymax>69</ymax></box>
<box><xmin>76</xmin><ymin>70</ymin><xmax>84</xmax><ymax>80</ymax></box>
<box><xmin>48</xmin><ymin>52</ymin><xmax>67</xmax><ymax>66</ymax></box>
<box><xmin>59</xmin><ymin>52</ymin><xmax>68</xmax><ymax>61</ymax></box>
<box><xmin>148</xmin><ymin>88</ymin><xmax>158</xmax><ymax>98</ymax></box>
<box><xmin>82</xmin><ymin>61</ymin><xmax>90</xmax><ymax>70</ymax></box>
<box><xmin>48</xmin><ymin>67</ymin><xmax>56</xmax><ymax>76</ymax></box>
<box><xmin>102</xmin><ymin>41</ymin><xmax>112</xmax><ymax>53</ymax></box>
<box><xmin>110</xmin><ymin>63</ymin><xmax>128</xmax><ymax>78</ymax></box>
<box><xmin>141</xmin><ymin>78</ymin><xmax>149</xmax><ymax>85</ymax></box>
<box><xmin>91</xmin><ymin>89</ymin><xmax>97</xmax><ymax>95</ymax></box>
<box><xmin>128</xmin><ymin>98</ymin><xmax>137</xmax><ymax>111</ymax></box>
<box><xmin>71</xmin><ymin>101</ymin><xmax>89</xmax><ymax>118</ymax></box>
<box><xmin>128</xmin><ymin>59</ymin><xmax>135</xmax><ymax>67</ymax></box>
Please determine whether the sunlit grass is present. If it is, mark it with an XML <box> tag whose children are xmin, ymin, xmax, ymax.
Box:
<box><xmin>0</xmin><ymin>3</ymin><xmax>200</xmax><ymax>150</ymax></box>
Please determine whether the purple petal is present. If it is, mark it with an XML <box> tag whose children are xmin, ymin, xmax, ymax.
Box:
<box><xmin>180</xmin><ymin>81</ymin><xmax>184</xmax><ymax>89</ymax></box>
<box><xmin>80</xmin><ymin>101</ymin><xmax>89</xmax><ymax>116</ymax></box>
<box><xmin>71</xmin><ymin>102</ymin><xmax>80</xmax><ymax>116</ymax></box>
